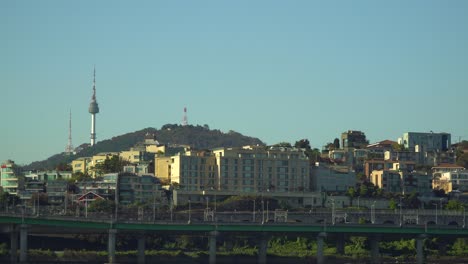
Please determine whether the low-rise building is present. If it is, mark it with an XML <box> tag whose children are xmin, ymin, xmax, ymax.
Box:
<box><xmin>71</xmin><ymin>157</ymin><xmax>91</xmax><ymax>175</ymax></box>
<box><xmin>46</xmin><ymin>180</ymin><xmax>69</xmax><ymax>205</ymax></box>
<box><xmin>433</xmin><ymin>170</ymin><xmax>468</xmax><ymax>193</ymax></box>
<box><xmin>371</xmin><ymin>170</ymin><xmax>432</xmax><ymax>195</ymax></box>
<box><xmin>0</xmin><ymin>160</ymin><xmax>24</xmax><ymax>195</ymax></box>
<box><xmin>384</xmin><ymin>151</ymin><xmax>417</xmax><ymax>162</ymax></box>
<box><xmin>116</xmin><ymin>172</ymin><xmax>167</xmax><ymax>206</ymax></box>
<box><xmin>310</xmin><ymin>163</ymin><xmax>356</xmax><ymax>193</ymax></box>
<box><xmin>25</xmin><ymin>171</ymin><xmax>72</xmax><ymax>181</ymax></box>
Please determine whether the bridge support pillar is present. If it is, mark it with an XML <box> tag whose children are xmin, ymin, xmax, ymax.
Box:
<box><xmin>137</xmin><ymin>235</ymin><xmax>145</xmax><ymax>264</ymax></box>
<box><xmin>10</xmin><ymin>226</ymin><xmax>18</xmax><ymax>264</ymax></box>
<box><xmin>108</xmin><ymin>229</ymin><xmax>117</xmax><ymax>264</ymax></box>
<box><xmin>19</xmin><ymin>224</ymin><xmax>28</xmax><ymax>264</ymax></box>
<box><xmin>370</xmin><ymin>234</ymin><xmax>381</xmax><ymax>264</ymax></box>
<box><xmin>416</xmin><ymin>234</ymin><xmax>427</xmax><ymax>264</ymax></box>
<box><xmin>316</xmin><ymin>232</ymin><xmax>327</xmax><ymax>264</ymax></box>
<box><xmin>336</xmin><ymin>233</ymin><xmax>345</xmax><ymax>255</ymax></box>
<box><xmin>209</xmin><ymin>231</ymin><xmax>218</xmax><ymax>264</ymax></box>
<box><xmin>258</xmin><ymin>233</ymin><xmax>269</xmax><ymax>264</ymax></box>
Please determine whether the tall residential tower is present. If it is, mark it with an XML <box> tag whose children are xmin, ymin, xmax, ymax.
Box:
<box><xmin>88</xmin><ymin>67</ymin><xmax>100</xmax><ymax>146</ymax></box>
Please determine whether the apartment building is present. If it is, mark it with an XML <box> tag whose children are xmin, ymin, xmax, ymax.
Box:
<box><xmin>310</xmin><ymin>163</ymin><xmax>356</xmax><ymax>192</ymax></box>
<box><xmin>71</xmin><ymin>157</ymin><xmax>92</xmax><ymax>174</ymax></box>
<box><xmin>213</xmin><ymin>146</ymin><xmax>310</xmax><ymax>193</ymax></box>
<box><xmin>116</xmin><ymin>172</ymin><xmax>167</xmax><ymax>205</ymax></box>
<box><xmin>25</xmin><ymin>171</ymin><xmax>72</xmax><ymax>181</ymax></box>
<box><xmin>400</xmin><ymin>132</ymin><xmax>451</xmax><ymax>152</ymax></box>
<box><xmin>371</xmin><ymin>170</ymin><xmax>432</xmax><ymax>195</ymax></box>
<box><xmin>433</xmin><ymin>170</ymin><xmax>468</xmax><ymax>193</ymax></box>
<box><xmin>0</xmin><ymin>160</ymin><xmax>24</xmax><ymax>195</ymax></box>
<box><xmin>155</xmin><ymin>146</ymin><xmax>310</xmax><ymax>194</ymax></box>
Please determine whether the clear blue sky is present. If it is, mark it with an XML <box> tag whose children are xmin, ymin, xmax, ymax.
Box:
<box><xmin>2</xmin><ymin>1</ymin><xmax>468</xmax><ymax>165</ymax></box>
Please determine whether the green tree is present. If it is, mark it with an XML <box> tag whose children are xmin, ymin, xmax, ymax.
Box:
<box><xmin>0</xmin><ymin>192</ymin><xmax>20</xmax><ymax>207</ymax></box>
<box><xmin>359</xmin><ymin>184</ymin><xmax>369</xmax><ymax>197</ymax></box>
<box><xmin>456</xmin><ymin>152</ymin><xmax>468</xmax><ymax>168</ymax></box>
<box><xmin>389</xmin><ymin>198</ymin><xmax>397</xmax><ymax>210</ymax></box>
<box><xmin>450</xmin><ymin>238</ymin><xmax>468</xmax><ymax>255</ymax></box>
<box><xmin>347</xmin><ymin>187</ymin><xmax>357</xmax><ymax>199</ymax></box>
<box><xmin>294</xmin><ymin>139</ymin><xmax>311</xmax><ymax>149</ymax></box>
<box><xmin>70</xmin><ymin>171</ymin><xmax>92</xmax><ymax>182</ymax></box>
<box><xmin>333</xmin><ymin>138</ymin><xmax>340</xmax><ymax>149</ymax></box>
<box><xmin>87</xmin><ymin>199</ymin><xmax>115</xmax><ymax>213</ymax></box>
<box><xmin>93</xmin><ymin>155</ymin><xmax>130</xmax><ymax>176</ymax></box>
<box><xmin>272</xmin><ymin>142</ymin><xmax>292</xmax><ymax>148</ymax></box>
<box><xmin>391</xmin><ymin>143</ymin><xmax>405</xmax><ymax>151</ymax></box>
<box><xmin>31</xmin><ymin>192</ymin><xmax>48</xmax><ymax>206</ymax></box>
<box><xmin>445</xmin><ymin>200</ymin><xmax>465</xmax><ymax>211</ymax></box>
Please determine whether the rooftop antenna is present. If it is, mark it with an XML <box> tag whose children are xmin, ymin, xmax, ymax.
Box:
<box><xmin>65</xmin><ymin>109</ymin><xmax>74</xmax><ymax>154</ymax></box>
<box><xmin>182</xmin><ymin>107</ymin><xmax>188</xmax><ymax>126</ymax></box>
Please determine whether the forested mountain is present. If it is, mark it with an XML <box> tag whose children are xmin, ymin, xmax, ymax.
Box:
<box><xmin>24</xmin><ymin>124</ymin><xmax>265</xmax><ymax>170</ymax></box>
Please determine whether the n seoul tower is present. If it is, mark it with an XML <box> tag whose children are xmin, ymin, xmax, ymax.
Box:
<box><xmin>88</xmin><ymin>67</ymin><xmax>99</xmax><ymax>146</ymax></box>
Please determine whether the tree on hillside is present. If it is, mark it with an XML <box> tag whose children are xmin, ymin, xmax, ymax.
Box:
<box><xmin>445</xmin><ymin>200</ymin><xmax>465</xmax><ymax>211</ymax></box>
<box><xmin>294</xmin><ymin>139</ymin><xmax>311</xmax><ymax>149</ymax></box>
<box><xmin>456</xmin><ymin>153</ymin><xmax>468</xmax><ymax>169</ymax></box>
<box><xmin>392</xmin><ymin>143</ymin><xmax>405</xmax><ymax>151</ymax></box>
<box><xmin>93</xmin><ymin>156</ymin><xmax>129</xmax><ymax>176</ymax></box>
<box><xmin>0</xmin><ymin>192</ymin><xmax>20</xmax><ymax>208</ymax></box>
<box><xmin>88</xmin><ymin>199</ymin><xmax>115</xmax><ymax>213</ymax></box>
<box><xmin>70</xmin><ymin>171</ymin><xmax>92</xmax><ymax>183</ymax></box>
<box><xmin>272</xmin><ymin>142</ymin><xmax>292</xmax><ymax>148</ymax></box>
<box><xmin>56</xmin><ymin>162</ymin><xmax>72</xmax><ymax>171</ymax></box>
<box><xmin>333</xmin><ymin>138</ymin><xmax>340</xmax><ymax>149</ymax></box>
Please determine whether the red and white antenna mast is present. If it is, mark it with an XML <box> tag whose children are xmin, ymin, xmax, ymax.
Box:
<box><xmin>65</xmin><ymin>110</ymin><xmax>74</xmax><ymax>154</ymax></box>
<box><xmin>182</xmin><ymin>107</ymin><xmax>188</xmax><ymax>126</ymax></box>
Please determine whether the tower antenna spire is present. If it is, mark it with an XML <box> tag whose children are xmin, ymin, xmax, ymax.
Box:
<box><xmin>65</xmin><ymin>109</ymin><xmax>74</xmax><ymax>154</ymax></box>
<box><xmin>92</xmin><ymin>65</ymin><xmax>96</xmax><ymax>100</ymax></box>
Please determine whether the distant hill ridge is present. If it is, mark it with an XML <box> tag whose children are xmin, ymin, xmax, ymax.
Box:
<box><xmin>24</xmin><ymin>124</ymin><xmax>265</xmax><ymax>171</ymax></box>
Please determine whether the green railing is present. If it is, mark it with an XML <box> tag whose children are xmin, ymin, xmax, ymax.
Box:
<box><xmin>1</xmin><ymin>215</ymin><xmax>468</xmax><ymax>236</ymax></box>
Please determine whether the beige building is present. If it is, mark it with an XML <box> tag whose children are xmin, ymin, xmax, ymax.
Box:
<box><xmin>371</xmin><ymin>170</ymin><xmax>402</xmax><ymax>193</ymax></box>
<box><xmin>71</xmin><ymin>157</ymin><xmax>92</xmax><ymax>174</ymax></box>
<box><xmin>371</xmin><ymin>170</ymin><xmax>432</xmax><ymax>195</ymax></box>
<box><xmin>433</xmin><ymin>170</ymin><xmax>468</xmax><ymax>193</ymax></box>
<box><xmin>155</xmin><ymin>146</ymin><xmax>310</xmax><ymax>194</ymax></box>
<box><xmin>120</xmin><ymin>150</ymin><xmax>144</xmax><ymax>164</ymax></box>
<box><xmin>213</xmin><ymin>146</ymin><xmax>309</xmax><ymax>193</ymax></box>
<box><xmin>71</xmin><ymin>152</ymin><xmax>119</xmax><ymax>177</ymax></box>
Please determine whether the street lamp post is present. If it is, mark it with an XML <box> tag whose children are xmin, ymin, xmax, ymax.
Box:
<box><xmin>357</xmin><ymin>196</ymin><xmax>360</xmax><ymax>209</ymax></box>
<box><xmin>253</xmin><ymin>199</ymin><xmax>256</xmax><ymax>222</ymax></box>
<box><xmin>213</xmin><ymin>189</ymin><xmax>217</xmax><ymax>222</ymax></box>
<box><xmin>463</xmin><ymin>206</ymin><xmax>465</xmax><ymax>228</ymax></box>
<box><xmin>152</xmin><ymin>193</ymin><xmax>156</xmax><ymax>222</ymax></box>
<box><xmin>330</xmin><ymin>198</ymin><xmax>335</xmax><ymax>225</ymax></box>
<box><xmin>188</xmin><ymin>199</ymin><xmax>191</xmax><ymax>224</ymax></box>
<box><xmin>261</xmin><ymin>200</ymin><xmax>265</xmax><ymax>224</ymax></box>
<box><xmin>85</xmin><ymin>197</ymin><xmax>88</xmax><ymax>218</ymax></box>
<box><xmin>170</xmin><ymin>193</ymin><xmax>174</xmax><ymax>222</ymax></box>
<box><xmin>399</xmin><ymin>197</ymin><xmax>403</xmax><ymax>226</ymax></box>
<box><xmin>435</xmin><ymin>202</ymin><xmax>438</xmax><ymax>225</ymax></box>
<box><xmin>266</xmin><ymin>200</ymin><xmax>269</xmax><ymax>222</ymax></box>
<box><xmin>64</xmin><ymin>187</ymin><xmax>68</xmax><ymax>215</ymax></box>
<box><xmin>371</xmin><ymin>201</ymin><xmax>376</xmax><ymax>224</ymax></box>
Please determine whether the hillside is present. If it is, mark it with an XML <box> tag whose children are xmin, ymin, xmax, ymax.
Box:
<box><xmin>24</xmin><ymin>124</ymin><xmax>265</xmax><ymax>170</ymax></box>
